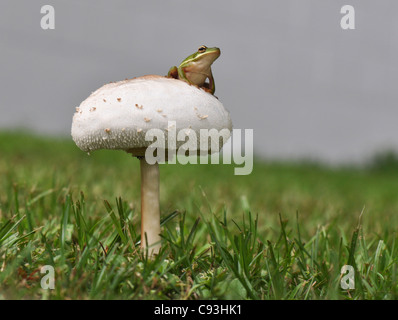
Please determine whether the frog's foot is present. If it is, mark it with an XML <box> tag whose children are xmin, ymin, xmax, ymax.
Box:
<box><xmin>201</xmin><ymin>82</ymin><xmax>215</xmax><ymax>95</ymax></box>
<box><xmin>201</xmin><ymin>87</ymin><xmax>215</xmax><ymax>95</ymax></box>
<box><xmin>167</xmin><ymin>66</ymin><xmax>179</xmax><ymax>79</ymax></box>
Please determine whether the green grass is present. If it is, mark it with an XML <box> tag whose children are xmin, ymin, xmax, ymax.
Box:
<box><xmin>0</xmin><ymin>131</ymin><xmax>398</xmax><ymax>299</ymax></box>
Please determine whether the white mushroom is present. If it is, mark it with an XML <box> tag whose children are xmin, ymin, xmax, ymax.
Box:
<box><xmin>71</xmin><ymin>75</ymin><xmax>232</xmax><ymax>256</ymax></box>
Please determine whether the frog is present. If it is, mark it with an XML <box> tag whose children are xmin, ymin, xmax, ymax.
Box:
<box><xmin>167</xmin><ymin>45</ymin><xmax>221</xmax><ymax>95</ymax></box>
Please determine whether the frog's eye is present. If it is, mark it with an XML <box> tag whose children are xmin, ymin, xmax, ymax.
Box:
<box><xmin>198</xmin><ymin>45</ymin><xmax>207</xmax><ymax>53</ymax></box>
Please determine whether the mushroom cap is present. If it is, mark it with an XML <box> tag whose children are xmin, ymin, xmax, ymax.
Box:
<box><xmin>71</xmin><ymin>75</ymin><xmax>232</xmax><ymax>156</ymax></box>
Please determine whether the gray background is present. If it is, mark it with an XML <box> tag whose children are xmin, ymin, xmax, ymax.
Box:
<box><xmin>0</xmin><ymin>0</ymin><xmax>397</xmax><ymax>164</ymax></box>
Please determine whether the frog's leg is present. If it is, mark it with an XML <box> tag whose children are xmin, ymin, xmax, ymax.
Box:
<box><xmin>202</xmin><ymin>71</ymin><xmax>215</xmax><ymax>94</ymax></box>
<box><xmin>167</xmin><ymin>66</ymin><xmax>179</xmax><ymax>79</ymax></box>
<box><xmin>177</xmin><ymin>67</ymin><xmax>195</xmax><ymax>86</ymax></box>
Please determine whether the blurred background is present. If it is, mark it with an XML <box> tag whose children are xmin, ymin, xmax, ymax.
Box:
<box><xmin>0</xmin><ymin>0</ymin><xmax>397</xmax><ymax>164</ymax></box>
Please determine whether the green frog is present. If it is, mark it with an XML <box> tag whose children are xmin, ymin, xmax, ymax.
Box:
<box><xmin>167</xmin><ymin>45</ymin><xmax>221</xmax><ymax>95</ymax></box>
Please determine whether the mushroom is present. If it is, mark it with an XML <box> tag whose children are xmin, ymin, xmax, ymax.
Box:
<box><xmin>71</xmin><ymin>75</ymin><xmax>232</xmax><ymax>256</ymax></box>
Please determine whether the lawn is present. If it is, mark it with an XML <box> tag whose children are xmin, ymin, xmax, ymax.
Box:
<box><xmin>0</xmin><ymin>131</ymin><xmax>397</xmax><ymax>299</ymax></box>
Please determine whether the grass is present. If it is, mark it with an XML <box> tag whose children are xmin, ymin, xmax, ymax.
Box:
<box><xmin>0</xmin><ymin>131</ymin><xmax>398</xmax><ymax>299</ymax></box>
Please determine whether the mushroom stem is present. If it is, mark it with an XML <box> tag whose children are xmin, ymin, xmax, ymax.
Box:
<box><xmin>139</xmin><ymin>157</ymin><xmax>161</xmax><ymax>256</ymax></box>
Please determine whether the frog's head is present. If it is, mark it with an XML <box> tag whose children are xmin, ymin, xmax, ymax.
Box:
<box><xmin>184</xmin><ymin>45</ymin><xmax>221</xmax><ymax>67</ymax></box>
<box><xmin>196</xmin><ymin>45</ymin><xmax>220</xmax><ymax>60</ymax></box>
